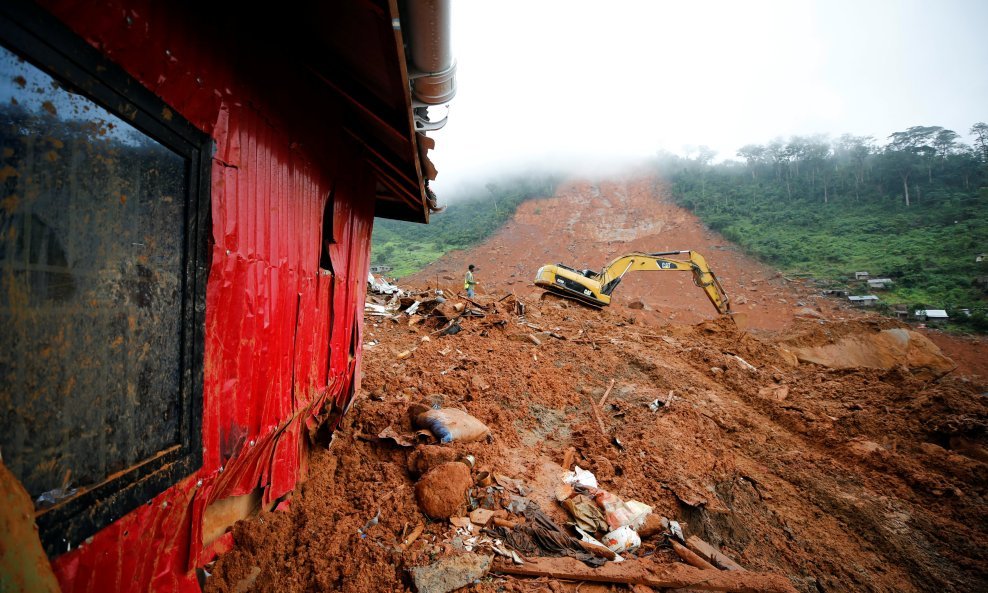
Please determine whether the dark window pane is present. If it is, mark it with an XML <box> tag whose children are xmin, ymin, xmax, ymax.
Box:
<box><xmin>0</xmin><ymin>44</ymin><xmax>187</xmax><ymax>502</ymax></box>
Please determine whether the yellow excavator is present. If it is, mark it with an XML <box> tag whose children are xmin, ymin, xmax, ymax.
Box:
<box><xmin>534</xmin><ymin>250</ymin><xmax>732</xmax><ymax>314</ymax></box>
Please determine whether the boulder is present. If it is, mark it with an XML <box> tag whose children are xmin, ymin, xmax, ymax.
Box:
<box><xmin>415</xmin><ymin>461</ymin><xmax>472</xmax><ymax>519</ymax></box>
<box><xmin>409</xmin><ymin>553</ymin><xmax>493</xmax><ymax>593</ymax></box>
<box><xmin>788</xmin><ymin>328</ymin><xmax>955</xmax><ymax>379</ymax></box>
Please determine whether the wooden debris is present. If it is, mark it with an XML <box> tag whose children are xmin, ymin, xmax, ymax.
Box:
<box><xmin>561</xmin><ymin>446</ymin><xmax>576</xmax><ymax>471</ymax></box>
<box><xmin>398</xmin><ymin>522</ymin><xmax>425</xmax><ymax>552</ymax></box>
<box><xmin>686</xmin><ymin>536</ymin><xmax>746</xmax><ymax>571</ymax></box>
<box><xmin>492</xmin><ymin>556</ymin><xmax>796</xmax><ymax>592</ymax></box>
<box><xmin>589</xmin><ymin>396</ymin><xmax>608</xmax><ymax>434</ymax></box>
<box><xmin>599</xmin><ymin>378</ymin><xmax>616</xmax><ymax>407</ymax></box>
<box><xmin>457</xmin><ymin>293</ymin><xmax>488</xmax><ymax>310</ymax></box>
<box><xmin>637</xmin><ymin>514</ymin><xmax>667</xmax><ymax>538</ymax></box>
<box><xmin>671</xmin><ymin>540</ymin><xmax>717</xmax><ymax>571</ymax></box>
<box><xmin>527</xmin><ymin>334</ymin><xmax>542</xmax><ymax>346</ymax></box>
<box><xmin>491</xmin><ymin>517</ymin><xmax>521</xmax><ymax>529</ymax></box>
<box><xmin>575</xmin><ymin>539</ymin><xmax>617</xmax><ymax>561</ymax></box>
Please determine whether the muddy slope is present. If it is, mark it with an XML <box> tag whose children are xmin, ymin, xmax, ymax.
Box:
<box><xmin>204</xmin><ymin>176</ymin><xmax>988</xmax><ymax>593</ymax></box>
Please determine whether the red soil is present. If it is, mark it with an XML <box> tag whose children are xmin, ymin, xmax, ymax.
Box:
<box><xmin>204</xmin><ymin>176</ymin><xmax>988</xmax><ymax>593</ymax></box>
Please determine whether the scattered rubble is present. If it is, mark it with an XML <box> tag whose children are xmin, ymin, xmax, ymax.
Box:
<box><xmin>205</xmin><ymin>178</ymin><xmax>988</xmax><ymax>593</ymax></box>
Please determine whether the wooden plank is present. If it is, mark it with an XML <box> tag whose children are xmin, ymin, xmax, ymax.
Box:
<box><xmin>599</xmin><ymin>378</ymin><xmax>616</xmax><ymax>406</ymax></box>
<box><xmin>493</xmin><ymin>557</ymin><xmax>797</xmax><ymax>593</ymax></box>
<box><xmin>671</xmin><ymin>540</ymin><xmax>718</xmax><ymax>571</ymax></box>
<box><xmin>686</xmin><ymin>535</ymin><xmax>746</xmax><ymax>571</ymax></box>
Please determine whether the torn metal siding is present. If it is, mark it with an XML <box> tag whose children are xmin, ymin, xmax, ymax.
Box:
<box><xmin>32</xmin><ymin>1</ymin><xmax>376</xmax><ymax>591</ymax></box>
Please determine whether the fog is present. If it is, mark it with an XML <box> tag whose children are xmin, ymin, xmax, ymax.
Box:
<box><xmin>428</xmin><ymin>0</ymin><xmax>988</xmax><ymax>201</ymax></box>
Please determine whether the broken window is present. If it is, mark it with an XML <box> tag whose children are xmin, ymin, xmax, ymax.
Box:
<box><xmin>0</xmin><ymin>5</ymin><xmax>209</xmax><ymax>556</ymax></box>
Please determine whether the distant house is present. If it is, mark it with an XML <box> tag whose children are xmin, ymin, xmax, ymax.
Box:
<box><xmin>893</xmin><ymin>304</ymin><xmax>910</xmax><ymax>319</ymax></box>
<box><xmin>370</xmin><ymin>265</ymin><xmax>394</xmax><ymax>274</ymax></box>
<box><xmin>914</xmin><ymin>309</ymin><xmax>949</xmax><ymax>323</ymax></box>
<box><xmin>977</xmin><ymin>254</ymin><xmax>986</xmax><ymax>263</ymax></box>
<box><xmin>848</xmin><ymin>295</ymin><xmax>879</xmax><ymax>307</ymax></box>
<box><xmin>855</xmin><ymin>271</ymin><xmax>870</xmax><ymax>280</ymax></box>
<box><xmin>867</xmin><ymin>278</ymin><xmax>894</xmax><ymax>289</ymax></box>
<box><xmin>822</xmin><ymin>289</ymin><xmax>850</xmax><ymax>297</ymax></box>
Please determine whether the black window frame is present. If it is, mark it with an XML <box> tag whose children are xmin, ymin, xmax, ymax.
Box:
<box><xmin>0</xmin><ymin>0</ymin><xmax>209</xmax><ymax>557</ymax></box>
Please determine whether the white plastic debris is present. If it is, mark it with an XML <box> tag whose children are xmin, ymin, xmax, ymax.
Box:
<box><xmin>368</xmin><ymin>272</ymin><xmax>402</xmax><ymax>295</ymax></box>
<box><xmin>732</xmin><ymin>355</ymin><xmax>757</xmax><ymax>371</ymax></box>
<box><xmin>602</xmin><ymin>526</ymin><xmax>641</xmax><ymax>553</ymax></box>
<box><xmin>575</xmin><ymin>527</ymin><xmax>623</xmax><ymax>562</ymax></box>
<box><xmin>669</xmin><ymin>520</ymin><xmax>685</xmax><ymax>542</ymax></box>
<box><xmin>562</xmin><ymin>465</ymin><xmax>599</xmax><ymax>489</ymax></box>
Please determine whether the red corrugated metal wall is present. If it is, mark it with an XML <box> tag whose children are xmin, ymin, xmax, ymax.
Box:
<box><xmin>35</xmin><ymin>1</ymin><xmax>376</xmax><ymax>591</ymax></box>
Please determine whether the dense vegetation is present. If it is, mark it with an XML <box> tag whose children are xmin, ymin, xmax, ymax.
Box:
<box><xmin>371</xmin><ymin>174</ymin><xmax>559</xmax><ymax>277</ymax></box>
<box><xmin>664</xmin><ymin>123</ymin><xmax>988</xmax><ymax>331</ymax></box>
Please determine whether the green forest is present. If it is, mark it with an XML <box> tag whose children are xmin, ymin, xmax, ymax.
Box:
<box><xmin>371</xmin><ymin>174</ymin><xmax>559</xmax><ymax>277</ymax></box>
<box><xmin>665</xmin><ymin>123</ymin><xmax>988</xmax><ymax>332</ymax></box>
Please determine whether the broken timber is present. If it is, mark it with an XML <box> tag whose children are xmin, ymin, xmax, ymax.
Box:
<box><xmin>686</xmin><ymin>535</ymin><xmax>746</xmax><ymax>571</ymax></box>
<box><xmin>492</xmin><ymin>557</ymin><xmax>797</xmax><ymax>593</ymax></box>
<box><xmin>671</xmin><ymin>540</ymin><xmax>718</xmax><ymax>571</ymax></box>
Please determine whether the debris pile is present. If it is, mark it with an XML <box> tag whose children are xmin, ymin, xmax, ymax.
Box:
<box><xmin>203</xmin><ymin>178</ymin><xmax>988</xmax><ymax>593</ymax></box>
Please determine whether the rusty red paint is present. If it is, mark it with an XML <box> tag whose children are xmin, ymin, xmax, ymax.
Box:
<box><xmin>30</xmin><ymin>1</ymin><xmax>381</xmax><ymax>591</ymax></box>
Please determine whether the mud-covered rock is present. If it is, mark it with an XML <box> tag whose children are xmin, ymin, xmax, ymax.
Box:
<box><xmin>409</xmin><ymin>553</ymin><xmax>493</xmax><ymax>593</ymax></box>
<box><xmin>788</xmin><ymin>328</ymin><xmax>955</xmax><ymax>379</ymax></box>
<box><xmin>415</xmin><ymin>461</ymin><xmax>472</xmax><ymax>519</ymax></box>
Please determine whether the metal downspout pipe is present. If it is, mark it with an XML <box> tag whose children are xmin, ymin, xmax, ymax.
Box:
<box><xmin>404</xmin><ymin>0</ymin><xmax>456</xmax><ymax>131</ymax></box>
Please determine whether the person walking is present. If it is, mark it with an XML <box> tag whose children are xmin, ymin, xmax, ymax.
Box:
<box><xmin>464</xmin><ymin>264</ymin><xmax>477</xmax><ymax>298</ymax></box>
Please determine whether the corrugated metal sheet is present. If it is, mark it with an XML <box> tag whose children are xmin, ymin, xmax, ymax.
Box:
<box><xmin>32</xmin><ymin>1</ymin><xmax>378</xmax><ymax>591</ymax></box>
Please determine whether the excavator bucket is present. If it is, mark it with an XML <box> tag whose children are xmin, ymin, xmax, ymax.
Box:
<box><xmin>729</xmin><ymin>311</ymin><xmax>749</xmax><ymax>331</ymax></box>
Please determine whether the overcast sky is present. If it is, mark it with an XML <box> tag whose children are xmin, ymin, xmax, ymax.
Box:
<box><xmin>428</xmin><ymin>0</ymin><xmax>988</xmax><ymax>196</ymax></box>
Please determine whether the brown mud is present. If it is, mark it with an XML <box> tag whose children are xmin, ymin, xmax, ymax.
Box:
<box><xmin>205</xmin><ymin>177</ymin><xmax>988</xmax><ymax>593</ymax></box>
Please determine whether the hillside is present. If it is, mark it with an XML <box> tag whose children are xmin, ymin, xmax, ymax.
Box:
<box><xmin>206</xmin><ymin>175</ymin><xmax>988</xmax><ymax>593</ymax></box>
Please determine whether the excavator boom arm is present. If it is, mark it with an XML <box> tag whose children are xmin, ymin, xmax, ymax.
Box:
<box><xmin>595</xmin><ymin>250</ymin><xmax>731</xmax><ymax>314</ymax></box>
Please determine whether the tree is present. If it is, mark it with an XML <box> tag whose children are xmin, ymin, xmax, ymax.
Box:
<box><xmin>835</xmin><ymin>134</ymin><xmax>874</xmax><ymax>201</ymax></box>
<box><xmin>802</xmin><ymin>136</ymin><xmax>832</xmax><ymax>203</ymax></box>
<box><xmin>737</xmin><ymin>144</ymin><xmax>765</xmax><ymax>180</ymax></box>
<box><xmin>971</xmin><ymin>122</ymin><xmax>988</xmax><ymax>163</ymax></box>
<box><xmin>933</xmin><ymin>129</ymin><xmax>960</xmax><ymax>160</ymax></box>
<box><xmin>886</xmin><ymin>126</ymin><xmax>939</xmax><ymax>206</ymax></box>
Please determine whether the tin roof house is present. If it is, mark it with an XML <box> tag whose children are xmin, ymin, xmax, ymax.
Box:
<box><xmin>0</xmin><ymin>0</ymin><xmax>455</xmax><ymax>590</ymax></box>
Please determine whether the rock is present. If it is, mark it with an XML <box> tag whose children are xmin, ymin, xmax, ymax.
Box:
<box><xmin>794</xmin><ymin>307</ymin><xmax>826</xmax><ymax>320</ymax></box>
<box><xmin>470</xmin><ymin>375</ymin><xmax>490</xmax><ymax>391</ymax></box>
<box><xmin>408</xmin><ymin>445</ymin><xmax>462</xmax><ymax>478</ymax></box>
<box><xmin>758</xmin><ymin>385</ymin><xmax>789</xmax><ymax>401</ymax></box>
<box><xmin>409</xmin><ymin>553</ymin><xmax>493</xmax><ymax>593</ymax></box>
<box><xmin>710</xmin><ymin>367</ymin><xmax>724</xmax><ymax>375</ymax></box>
<box><xmin>848</xmin><ymin>439</ymin><xmax>884</xmax><ymax>456</ymax></box>
<box><xmin>469</xmin><ymin>508</ymin><xmax>496</xmax><ymax>525</ymax></box>
<box><xmin>415</xmin><ymin>462</ymin><xmax>473</xmax><ymax>519</ymax></box>
<box><xmin>788</xmin><ymin>328</ymin><xmax>955</xmax><ymax>379</ymax></box>
<box><xmin>919</xmin><ymin>442</ymin><xmax>947</xmax><ymax>456</ymax></box>
<box><xmin>777</xmin><ymin>348</ymin><xmax>799</xmax><ymax>368</ymax></box>
<box><xmin>627</xmin><ymin>298</ymin><xmax>647</xmax><ymax>310</ymax></box>
<box><xmin>453</xmin><ymin>302</ymin><xmax>465</xmax><ymax>312</ymax></box>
